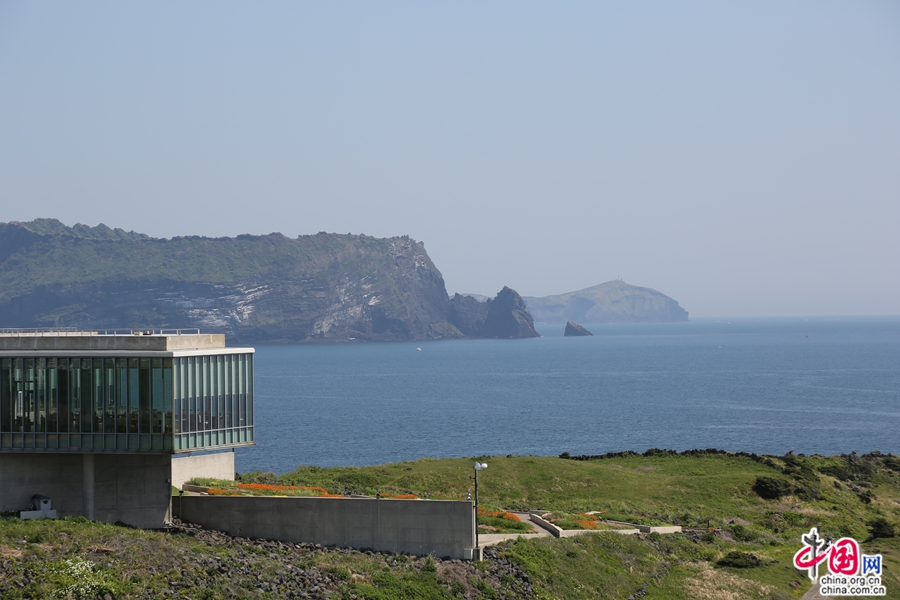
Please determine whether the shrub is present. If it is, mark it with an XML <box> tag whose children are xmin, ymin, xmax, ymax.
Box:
<box><xmin>752</xmin><ymin>476</ymin><xmax>792</xmax><ymax>499</ymax></box>
<box><xmin>717</xmin><ymin>551</ymin><xmax>762</xmax><ymax>568</ymax></box>
<box><xmin>867</xmin><ymin>517</ymin><xmax>896</xmax><ymax>539</ymax></box>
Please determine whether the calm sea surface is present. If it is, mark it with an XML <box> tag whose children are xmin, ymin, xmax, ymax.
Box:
<box><xmin>237</xmin><ymin>317</ymin><xmax>900</xmax><ymax>475</ymax></box>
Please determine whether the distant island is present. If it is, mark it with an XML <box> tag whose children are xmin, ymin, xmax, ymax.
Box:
<box><xmin>523</xmin><ymin>280</ymin><xmax>688</xmax><ymax>323</ymax></box>
<box><xmin>0</xmin><ymin>219</ymin><xmax>538</xmax><ymax>343</ymax></box>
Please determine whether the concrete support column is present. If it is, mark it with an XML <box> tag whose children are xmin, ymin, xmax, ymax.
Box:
<box><xmin>82</xmin><ymin>454</ymin><xmax>94</xmax><ymax>520</ymax></box>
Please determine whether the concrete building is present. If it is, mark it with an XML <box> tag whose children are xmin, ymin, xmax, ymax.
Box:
<box><xmin>0</xmin><ymin>328</ymin><xmax>254</xmax><ymax>527</ymax></box>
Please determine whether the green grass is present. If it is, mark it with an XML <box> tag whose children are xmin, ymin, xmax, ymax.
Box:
<box><xmin>248</xmin><ymin>450</ymin><xmax>900</xmax><ymax>598</ymax></box>
<box><xmin>4</xmin><ymin>450</ymin><xmax>900</xmax><ymax>599</ymax></box>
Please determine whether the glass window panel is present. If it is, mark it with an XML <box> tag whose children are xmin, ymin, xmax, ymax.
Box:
<box><xmin>238</xmin><ymin>354</ymin><xmax>244</xmax><ymax>395</ymax></box>
<box><xmin>128</xmin><ymin>358</ymin><xmax>140</xmax><ymax>434</ymax></box>
<box><xmin>210</xmin><ymin>375</ymin><xmax>218</xmax><ymax>431</ymax></box>
<box><xmin>181</xmin><ymin>394</ymin><xmax>188</xmax><ymax>435</ymax></box>
<box><xmin>173</xmin><ymin>359</ymin><xmax>181</xmax><ymax>434</ymax></box>
<box><xmin>208</xmin><ymin>356</ymin><xmax>215</xmax><ymax>402</ymax></box>
<box><xmin>163</xmin><ymin>358</ymin><xmax>172</xmax><ymax>434</ymax></box>
<box><xmin>58</xmin><ymin>360</ymin><xmax>69</xmax><ymax>433</ymax></box>
<box><xmin>92</xmin><ymin>358</ymin><xmax>103</xmax><ymax>433</ymax></box>
<box><xmin>23</xmin><ymin>358</ymin><xmax>34</xmax><ymax>433</ymax></box>
<box><xmin>151</xmin><ymin>358</ymin><xmax>163</xmax><ymax>434</ymax></box>
<box><xmin>12</xmin><ymin>358</ymin><xmax>22</xmax><ymax>432</ymax></box>
<box><xmin>139</xmin><ymin>358</ymin><xmax>150</xmax><ymax>434</ymax></box>
<box><xmin>218</xmin><ymin>355</ymin><xmax>225</xmax><ymax>402</ymax></box>
<box><xmin>187</xmin><ymin>357</ymin><xmax>194</xmax><ymax>404</ymax></box>
<box><xmin>47</xmin><ymin>358</ymin><xmax>58</xmax><ymax>433</ymax></box>
<box><xmin>116</xmin><ymin>358</ymin><xmax>128</xmax><ymax>434</ymax></box>
<box><xmin>1</xmin><ymin>358</ymin><xmax>10</xmax><ymax>433</ymax></box>
<box><xmin>69</xmin><ymin>359</ymin><xmax>80</xmax><ymax>432</ymax></box>
<box><xmin>35</xmin><ymin>358</ymin><xmax>46</xmax><ymax>433</ymax></box>
<box><xmin>246</xmin><ymin>354</ymin><xmax>253</xmax><ymax>427</ymax></box>
<box><xmin>104</xmin><ymin>358</ymin><xmax>115</xmax><ymax>433</ymax></box>
<box><xmin>201</xmin><ymin>356</ymin><xmax>207</xmax><ymax>399</ymax></box>
<box><xmin>79</xmin><ymin>359</ymin><xmax>92</xmax><ymax>433</ymax></box>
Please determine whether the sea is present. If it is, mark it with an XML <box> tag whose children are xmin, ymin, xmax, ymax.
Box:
<box><xmin>237</xmin><ymin>316</ymin><xmax>900</xmax><ymax>475</ymax></box>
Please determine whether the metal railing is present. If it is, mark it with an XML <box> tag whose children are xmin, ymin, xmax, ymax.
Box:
<box><xmin>0</xmin><ymin>327</ymin><xmax>202</xmax><ymax>336</ymax></box>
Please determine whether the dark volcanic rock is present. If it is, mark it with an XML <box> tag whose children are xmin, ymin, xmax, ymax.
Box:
<box><xmin>450</xmin><ymin>287</ymin><xmax>540</xmax><ymax>339</ymax></box>
<box><xmin>482</xmin><ymin>286</ymin><xmax>540</xmax><ymax>339</ymax></box>
<box><xmin>564</xmin><ymin>321</ymin><xmax>593</xmax><ymax>336</ymax></box>
<box><xmin>448</xmin><ymin>293</ymin><xmax>488</xmax><ymax>337</ymax></box>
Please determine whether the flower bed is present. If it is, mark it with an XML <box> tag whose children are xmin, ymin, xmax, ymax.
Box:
<box><xmin>186</xmin><ymin>479</ymin><xmax>344</xmax><ymax>498</ymax></box>
<box><xmin>477</xmin><ymin>507</ymin><xmax>533</xmax><ymax>534</ymax></box>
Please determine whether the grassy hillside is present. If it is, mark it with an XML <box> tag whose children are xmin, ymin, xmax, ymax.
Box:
<box><xmin>2</xmin><ymin>451</ymin><xmax>897</xmax><ymax>599</ymax></box>
<box><xmin>245</xmin><ymin>450</ymin><xmax>900</xmax><ymax>598</ymax></box>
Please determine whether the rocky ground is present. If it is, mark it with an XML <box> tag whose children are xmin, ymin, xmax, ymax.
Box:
<box><xmin>0</xmin><ymin>516</ymin><xmax>534</xmax><ymax>599</ymax></box>
<box><xmin>166</xmin><ymin>518</ymin><xmax>534</xmax><ymax>599</ymax></box>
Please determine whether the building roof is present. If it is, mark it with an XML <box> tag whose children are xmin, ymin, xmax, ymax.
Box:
<box><xmin>0</xmin><ymin>328</ymin><xmax>229</xmax><ymax>352</ymax></box>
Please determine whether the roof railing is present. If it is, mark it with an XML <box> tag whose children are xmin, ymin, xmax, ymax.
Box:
<box><xmin>0</xmin><ymin>327</ymin><xmax>202</xmax><ymax>336</ymax></box>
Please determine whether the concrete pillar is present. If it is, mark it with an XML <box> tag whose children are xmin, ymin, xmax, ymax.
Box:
<box><xmin>82</xmin><ymin>454</ymin><xmax>94</xmax><ymax>520</ymax></box>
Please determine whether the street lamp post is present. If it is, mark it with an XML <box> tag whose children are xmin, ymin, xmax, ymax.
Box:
<box><xmin>473</xmin><ymin>462</ymin><xmax>487</xmax><ymax>554</ymax></box>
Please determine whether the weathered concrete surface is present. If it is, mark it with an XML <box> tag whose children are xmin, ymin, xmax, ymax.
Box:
<box><xmin>173</xmin><ymin>496</ymin><xmax>475</xmax><ymax>559</ymax></box>
<box><xmin>530</xmin><ymin>513</ymin><xmax>564</xmax><ymax>537</ymax></box>
<box><xmin>636</xmin><ymin>525</ymin><xmax>682</xmax><ymax>534</ymax></box>
<box><xmin>0</xmin><ymin>453</ymin><xmax>171</xmax><ymax>528</ymax></box>
<box><xmin>171</xmin><ymin>452</ymin><xmax>235</xmax><ymax>490</ymax></box>
<box><xmin>0</xmin><ymin>333</ymin><xmax>225</xmax><ymax>352</ymax></box>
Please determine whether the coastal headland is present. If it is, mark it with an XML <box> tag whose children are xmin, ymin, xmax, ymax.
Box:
<box><xmin>0</xmin><ymin>219</ymin><xmax>687</xmax><ymax>343</ymax></box>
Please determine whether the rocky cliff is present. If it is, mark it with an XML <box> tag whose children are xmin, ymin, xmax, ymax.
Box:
<box><xmin>449</xmin><ymin>287</ymin><xmax>540</xmax><ymax>339</ymax></box>
<box><xmin>524</xmin><ymin>280</ymin><xmax>688</xmax><ymax>323</ymax></box>
<box><xmin>0</xmin><ymin>219</ymin><xmax>537</xmax><ymax>343</ymax></box>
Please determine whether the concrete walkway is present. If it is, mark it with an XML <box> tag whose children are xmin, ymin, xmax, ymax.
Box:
<box><xmin>799</xmin><ymin>583</ymin><xmax>828</xmax><ymax>600</ymax></box>
<box><xmin>477</xmin><ymin>512</ymin><xmax>551</xmax><ymax>547</ymax></box>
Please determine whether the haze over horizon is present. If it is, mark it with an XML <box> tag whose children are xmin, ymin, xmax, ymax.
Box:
<box><xmin>2</xmin><ymin>2</ymin><xmax>898</xmax><ymax>318</ymax></box>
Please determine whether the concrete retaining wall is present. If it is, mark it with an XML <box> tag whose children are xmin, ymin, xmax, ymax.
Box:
<box><xmin>529</xmin><ymin>513</ymin><xmax>563</xmax><ymax>537</ymax></box>
<box><xmin>636</xmin><ymin>525</ymin><xmax>682</xmax><ymax>534</ymax></box>
<box><xmin>173</xmin><ymin>496</ymin><xmax>475</xmax><ymax>559</ymax></box>
<box><xmin>0</xmin><ymin>453</ymin><xmax>171</xmax><ymax>528</ymax></box>
<box><xmin>171</xmin><ymin>452</ymin><xmax>235</xmax><ymax>490</ymax></box>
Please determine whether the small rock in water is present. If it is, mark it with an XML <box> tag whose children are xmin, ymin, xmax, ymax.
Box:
<box><xmin>564</xmin><ymin>321</ymin><xmax>593</xmax><ymax>336</ymax></box>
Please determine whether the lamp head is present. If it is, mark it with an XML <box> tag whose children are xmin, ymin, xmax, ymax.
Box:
<box><xmin>474</xmin><ymin>462</ymin><xmax>488</xmax><ymax>471</ymax></box>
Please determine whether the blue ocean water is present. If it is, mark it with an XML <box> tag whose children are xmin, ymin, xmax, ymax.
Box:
<box><xmin>237</xmin><ymin>317</ymin><xmax>900</xmax><ymax>475</ymax></box>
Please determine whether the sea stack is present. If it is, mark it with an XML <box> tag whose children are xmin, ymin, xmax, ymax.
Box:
<box><xmin>564</xmin><ymin>321</ymin><xmax>593</xmax><ymax>336</ymax></box>
<box><xmin>449</xmin><ymin>286</ymin><xmax>540</xmax><ymax>339</ymax></box>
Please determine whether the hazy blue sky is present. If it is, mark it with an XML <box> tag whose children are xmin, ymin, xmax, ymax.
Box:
<box><xmin>2</xmin><ymin>1</ymin><xmax>898</xmax><ymax>317</ymax></box>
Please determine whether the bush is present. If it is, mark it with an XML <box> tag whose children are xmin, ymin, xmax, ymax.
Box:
<box><xmin>867</xmin><ymin>517</ymin><xmax>896</xmax><ymax>539</ymax></box>
<box><xmin>717</xmin><ymin>551</ymin><xmax>762</xmax><ymax>568</ymax></box>
<box><xmin>752</xmin><ymin>476</ymin><xmax>792</xmax><ymax>500</ymax></box>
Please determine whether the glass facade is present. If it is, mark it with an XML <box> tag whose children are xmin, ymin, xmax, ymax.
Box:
<box><xmin>0</xmin><ymin>353</ymin><xmax>253</xmax><ymax>453</ymax></box>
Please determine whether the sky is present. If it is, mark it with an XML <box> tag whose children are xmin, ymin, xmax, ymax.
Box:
<box><xmin>1</xmin><ymin>1</ymin><xmax>898</xmax><ymax>318</ymax></box>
